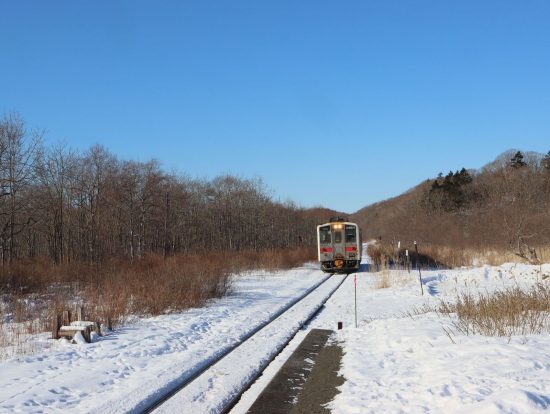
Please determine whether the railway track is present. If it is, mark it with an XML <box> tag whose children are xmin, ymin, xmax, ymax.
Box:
<box><xmin>141</xmin><ymin>272</ymin><xmax>349</xmax><ymax>414</ymax></box>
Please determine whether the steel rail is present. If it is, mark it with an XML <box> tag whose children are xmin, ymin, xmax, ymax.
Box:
<box><xmin>140</xmin><ymin>272</ymin><xmax>336</xmax><ymax>414</ymax></box>
<box><xmin>220</xmin><ymin>273</ymin><xmax>349</xmax><ymax>414</ymax></box>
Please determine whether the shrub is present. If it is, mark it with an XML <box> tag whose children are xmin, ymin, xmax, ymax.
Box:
<box><xmin>0</xmin><ymin>247</ymin><xmax>316</xmax><ymax>357</ymax></box>
<box><xmin>375</xmin><ymin>270</ymin><xmax>391</xmax><ymax>289</ymax></box>
<box><xmin>439</xmin><ymin>284</ymin><xmax>550</xmax><ymax>336</ymax></box>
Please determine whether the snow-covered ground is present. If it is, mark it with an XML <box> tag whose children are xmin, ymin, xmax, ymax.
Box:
<box><xmin>233</xmin><ymin>261</ymin><xmax>550</xmax><ymax>414</ymax></box>
<box><xmin>327</xmin><ymin>264</ymin><xmax>550</xmax><ymax>414</ymax></box>
<box><xmin>0</xmin><ymin>265</ymin><xmax>328</xmax><ymax>413</ymax></box>
<box><xmin>152</xmin><ymin>273</ymin><xmax>346</xmax><ymax>414</ymax></box>
<box><xmin>1</xmin><ymin>253</ymin><xmax>550</xmax><ymax>413</ymax></box>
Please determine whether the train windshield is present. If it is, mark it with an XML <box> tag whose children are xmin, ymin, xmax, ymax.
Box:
<box><xmin>345</xmin><ymin>225</ymin><xmax>357</xmax><ymax>243</ymax></box>
<box><xmin>334</xmin><ymin>231</ymin><xmax>342</xmax><ymax>243</ymax></box>
<box><xmin>319</xmin><ymin>226</ymin><xmax>331</xmax><ymax>243</ymax></box>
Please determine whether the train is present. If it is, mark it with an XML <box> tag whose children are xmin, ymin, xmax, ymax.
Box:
<box><xmin>317</xmin><ymin>217</ymin><xmax>362</xmax><ymax>273</ymax></box>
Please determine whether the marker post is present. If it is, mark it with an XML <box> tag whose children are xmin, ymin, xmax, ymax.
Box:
<box><xmin>354</xmin><ymin>274</ymin><xmax>357</xmax><ymax>328</ymax></box>
<box><xmin>397</xmin><ymin>241</ymin><xmax>401</xmax><ymax>269</ymax></box>
<box><xmin>414</xmin><ymin>241</ymin><xmax>424</xmax><ymax>295</ymax></box>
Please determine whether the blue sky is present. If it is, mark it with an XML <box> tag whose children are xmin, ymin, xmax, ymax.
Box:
<box><xmin>1</xmin><ymin>1</ymin><xmax>549</xmax><ymax>213</ymax></box>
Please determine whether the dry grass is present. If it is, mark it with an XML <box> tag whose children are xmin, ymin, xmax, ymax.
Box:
<box><xmin>450</xmin><ymin>247</ymin><xmax>550</xmax><ymax>267</ymax></box>
<box><xmin>419</xmin><ymin>245</ymin><xmax>469</xmax><ymax>267</ymax></box>
<box><xmin>451</xmin><ymin>246</ymin><xmax>550</xmax><ymax>267</ymax></box>
<box><xmin>368</xmin><ymin>242</ymin><xmax>457</xmax><ymax>269</ymax></box>
<box><xmin>0</xmin><ymin>296</ymin><xmax>48</xmax><ymax>359</ymax></box>
<box><xmin>401</xmin><ymin>303</ymin><xmax>435</xmax><ymax>319</ymax></box>
<box><xmin>439</xmin><ymin>283</ymin><xmax>550</xmax><ymax>337</ymax></box>
<box><xmin>0</xmin><ymin>248</ymin><xmax>315</xmax><ymax>358</ymax></box>
<box><xmin>224</xmin><ymin>247</ymin><xmax>315</xmax><ymax>273</ymax></box>
<box><xmin>367</xmin><ymin>244</ymin><xmax>394</xmax><ymax>268</ymax></box>
<box><xmin>535</xmin><ymin>246</ymin><xmax>550</xmax><ymax>266</ymax></box>
<box><xmin>375</xmin><ymin>270</ymin><xmax>391</xmax><ymax>289</ymax></box>
<box><xmin>1</xmin><ymin>254</ymin><xmax>232</xmax><ymax>325</ymax></box>
<box><xmin>84</xmin><ymin>254</ymin><xmax>232</xmax><ymax>323</ymax></box>
<box><xmin>368</xmin><ymin>241</ymin><xmax>550</xmax><ymax>269</ymax></box>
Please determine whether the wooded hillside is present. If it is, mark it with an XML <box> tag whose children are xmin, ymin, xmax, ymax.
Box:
<box><xmin>352</xmin><ymin>150</ymin><xmax>550</xmax><ymax>263</ymax></box>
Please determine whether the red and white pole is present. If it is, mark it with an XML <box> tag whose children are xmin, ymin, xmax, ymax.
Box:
<box><xmin>354</xmin><ymin>274</ymin><xmax>357</xmax><ymax>328</ymax></box>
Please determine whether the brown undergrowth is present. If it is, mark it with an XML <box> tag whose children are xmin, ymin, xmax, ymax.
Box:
<box><xmin>368</xmin><ymin>242</ymin><xmax>550</xmax><ymax>269</ymax></box>
<box><xmin>439</xmin><ymin>284</ymin><xmax>550</xmax><ymax>337</ymax></box>
<box><xmin>224</xmin><ymin>247</ymin><xmax>316</xmax><ymax>273</ymax></box>
<box><xmin>0</xmin><ymin>247</ymin><xmax>315</xmax><ymax>356</ymax></box>
<box><xmin>375</xmin><ymin>270</ymin><xmax>391</xmax><ymax>289</ymax></box>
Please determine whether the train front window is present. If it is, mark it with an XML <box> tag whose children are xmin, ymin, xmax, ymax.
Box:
<box><xmin>334</xmin><ymin>231</ymin><xmax>342</xmax><ymax>243</ymax></box>
<box><xmin>319</xmin><ymin>226</ymin><xmax>331</xmax><ymax>243</ymax></box>
<box><xmin>345</xmin><ymin>225</ymin><xmax>356</xmax><ymax>243</ymax></box>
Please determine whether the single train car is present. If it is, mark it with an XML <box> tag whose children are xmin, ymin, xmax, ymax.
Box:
<box><xmin>317</xmin><ymin>218</ymin><xmax>362</xmax><ymax>273</ymax></box>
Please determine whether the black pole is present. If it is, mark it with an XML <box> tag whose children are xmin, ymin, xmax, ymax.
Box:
<box><xmin>415</xmin><ymin>241</ymin><xmax>424</xmax><ymax>295</ymax></box>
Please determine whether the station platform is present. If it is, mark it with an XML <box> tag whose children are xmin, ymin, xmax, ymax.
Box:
<box><xmin>247</xmin><ymin>329</ymin><xmax>344</xmax><ymax>414</ymax></box>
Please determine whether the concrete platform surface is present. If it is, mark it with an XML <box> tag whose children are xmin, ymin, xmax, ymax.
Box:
<box><xmin>247</xmin><ymin>328</ymin><xmax>344</xmax><ymax>414</ymax></box>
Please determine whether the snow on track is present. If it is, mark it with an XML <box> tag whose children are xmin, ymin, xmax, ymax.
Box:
<box><xmin>0</xmin><ymin>266</ymin><xmax>327</xmax><ymax>413</ymax></box>
<box><xmin>152</xmin><ymin>274</ymin><xmax>346</xmax><ymax>414</ymax></box>
<box><xmin>4</xmin><ymin>254</ymin><xmax>549</xmax><ymax>414</ymax></box>
<box><xmin>235</xmin><ymin>261</ymin><xmax>550</xmax><ymax>414</ymax></box>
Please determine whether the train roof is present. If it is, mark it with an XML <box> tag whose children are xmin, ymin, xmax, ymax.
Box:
<box><xmin>317</xmin><ymin>221</ymin><xmax>359</xmax><ymax>228</ymax></box>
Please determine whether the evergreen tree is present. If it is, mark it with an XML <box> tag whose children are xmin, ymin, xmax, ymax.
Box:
<box><xmin>443</xmin><ymin>171</ymin><xmax>454</xmax><ymax>188</ymax></box>
<box><xmin>426</xmin><ymin>167</ymin><xmax>473</xmax><ymax>212</ymax></box>
<box><xmin>510</xmin><ymin>151</ymin><xmax>527</xmax><ymax>168</ymax></box>
<box><xmin>456</xmin><ymin>168</ymin><xmax>473</xmax><ymax>185</ymax></box>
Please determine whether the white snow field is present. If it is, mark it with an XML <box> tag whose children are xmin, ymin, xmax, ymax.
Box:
<box><xmin>0</xmin><ymin>265</ymin><xmax>329</xmax><ymax>413</ymax></box>
<box><xmin>328</xmin><ymin>264</ymin><xmax>550</xmax><ymax>414</ymax></box>
<box><xmin>233</xmin><ymin>261</ymin><xmax>550</xmax><ymax>414</ymax></box>
<box><xmin>1</xmin><ymin>253</ymin><xmax>550</xmax><ymax>413</ymax></box>
<box><xmin>152</xmin><ymin>274</ymin><xmax>346</xmax><ymax>414</ymax></box>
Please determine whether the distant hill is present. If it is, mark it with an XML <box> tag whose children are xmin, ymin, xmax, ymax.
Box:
<box><xmin>300</xmin><ymin>206</ymin><xmax>346</xmax><ymax>229</ymax></box>
<box><xmin>350</xmin><ymin>149</ymin><xmax>550</xmax><ymax>259</ymax></box>
<box><xmin>481</xmin><ymin>149</ymin><xmax>544</xmax><ymax>173</ymax></box>
<box><xmin>351</xmin><ymin>181</ymin><xmax>429</xmax><ymax>241</ymax></box>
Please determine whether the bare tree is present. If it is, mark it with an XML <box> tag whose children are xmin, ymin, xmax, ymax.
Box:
<box><xmin>0</xmin><ymin>113</ymin><xmax>42</xmax><ymax>263</ymax></box>
<box><xmin>34</xmin><ymin>143</ymin><xmax>78</xmax><ymax>263</ymax></box>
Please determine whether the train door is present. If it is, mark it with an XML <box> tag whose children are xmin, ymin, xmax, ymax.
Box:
<box><xmin>332</xmin><ymin>226</ymin><xmax>344</xmax><ymax>255</ymax></box>
<box><xmin>331</xmin><ymin>224</ymin><xmax>345</xmax><ymax>269</ymax></box>
<box><xmin>318</xmin><ymin>225</ymin><xmax>333</xmax><ymax>262</ymax></box>
<box><xmin>344</xmin><ymin>224</ymin><xmax>359</xmax><ymax>261</ymax></box>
